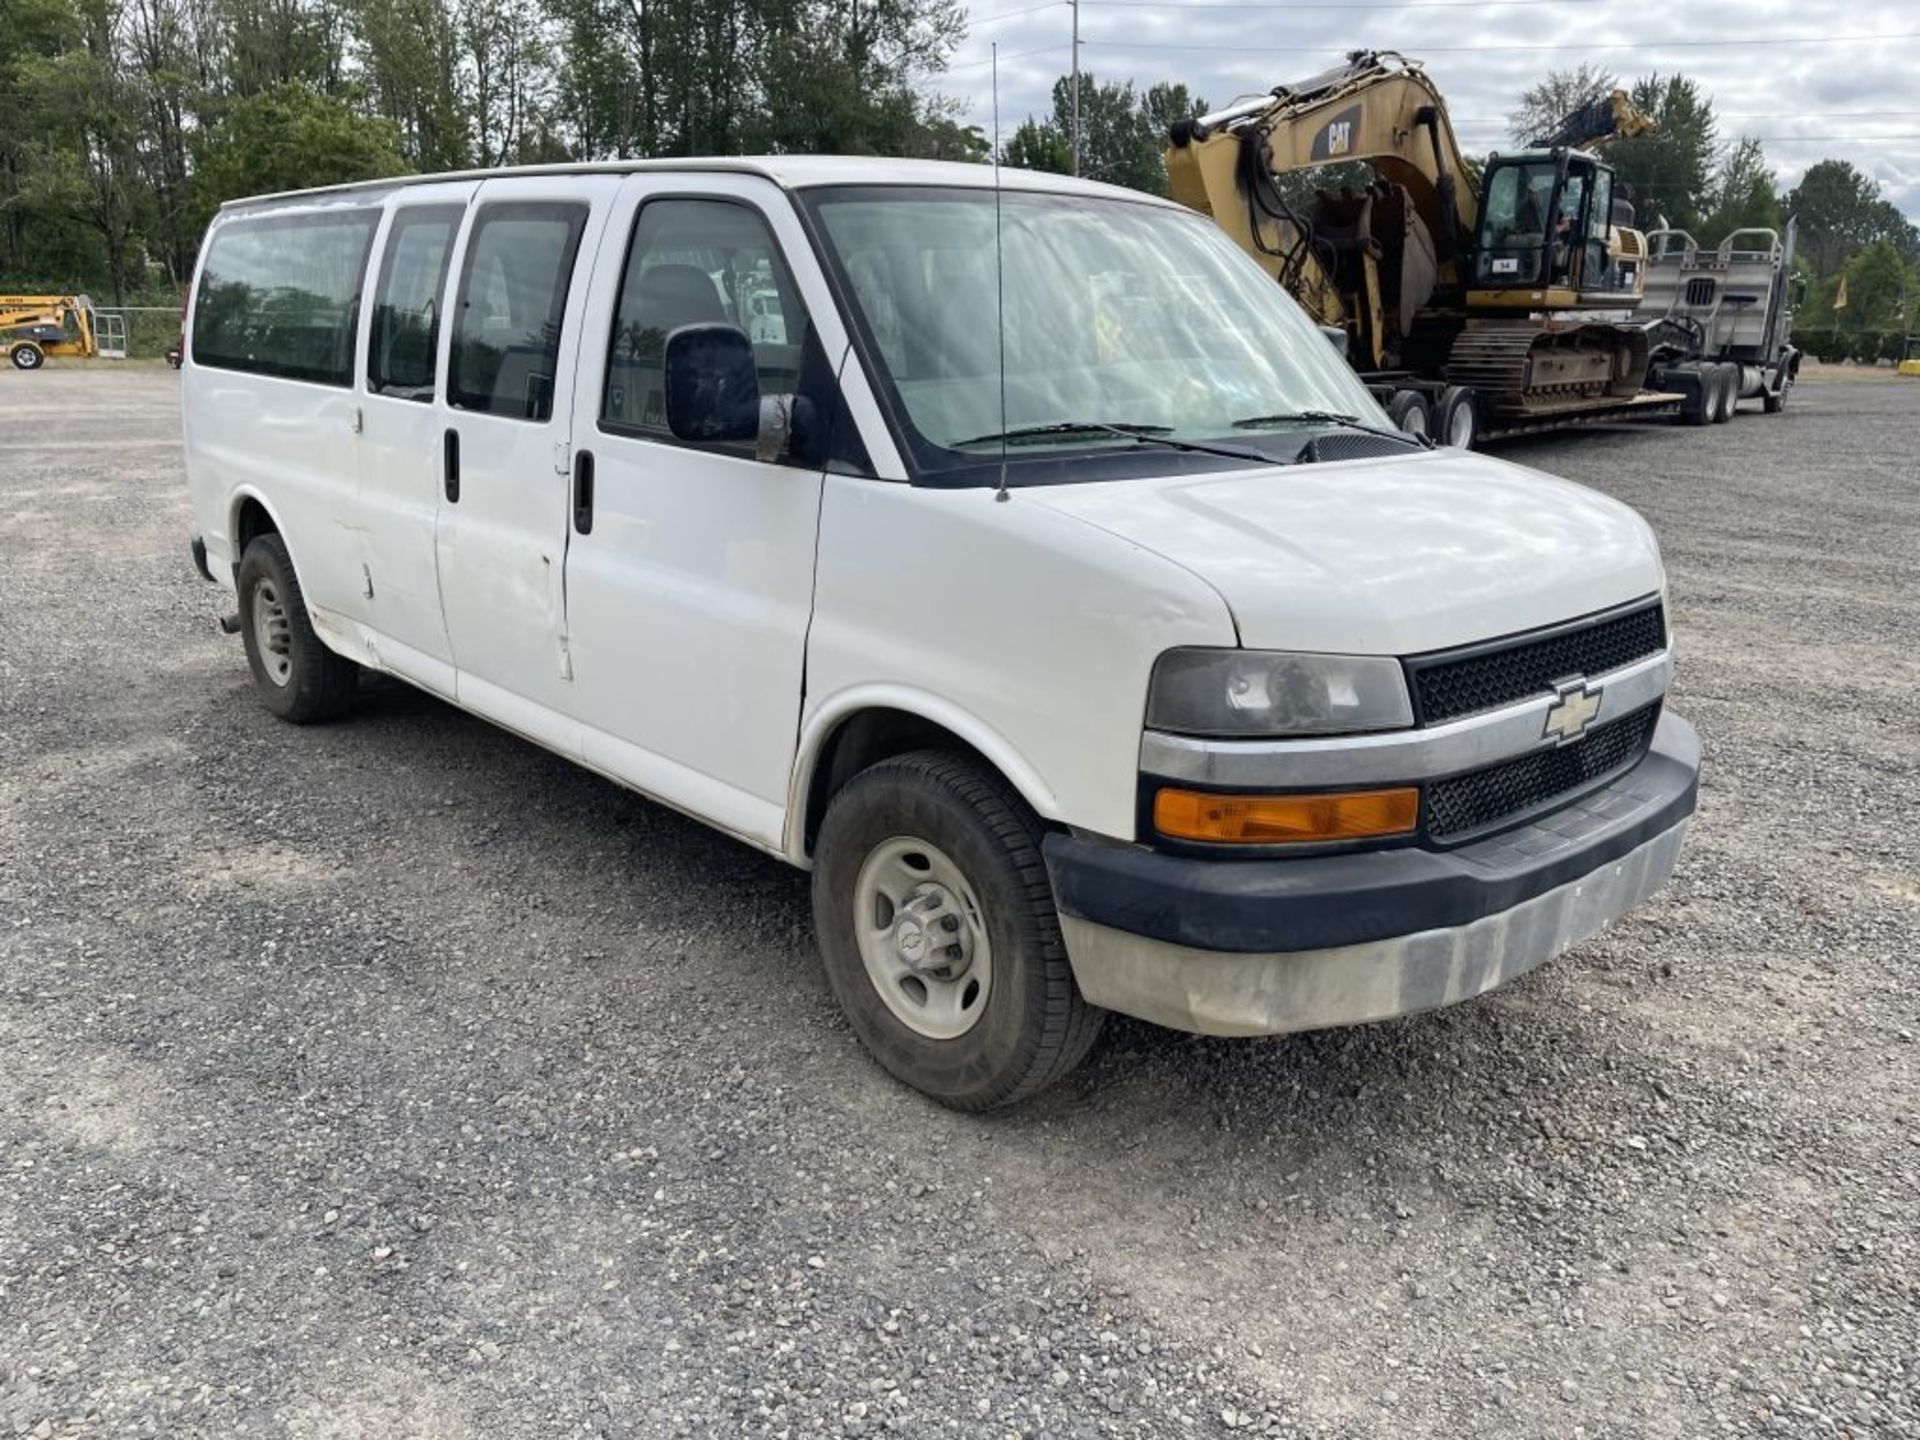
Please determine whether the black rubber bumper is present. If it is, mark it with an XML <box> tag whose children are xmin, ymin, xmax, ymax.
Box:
<box><xmin>1045</xmin><ymin>712</ymin><xmax>1700</xmax><ymax>955</ymax></box>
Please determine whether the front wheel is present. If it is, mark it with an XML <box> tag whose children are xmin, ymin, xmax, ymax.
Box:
<box><xmin>10</xmin><ymin>343</ymin><xmax>44</xmax><ymax>371</ymax></box>
<box><xmin>236</xmin><ymin>534</ymin><xmax>359</xmax><ymax>723</ymax></box>
<box><xmin>811</xmin><ymin>751</ymin><xmax>1105</xmax><ymax>1109</ymax></box>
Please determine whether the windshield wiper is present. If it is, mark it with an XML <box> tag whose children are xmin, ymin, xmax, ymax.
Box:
<box><xmin>954</xmin><ymin>420</ymin><xmax>1173</xmax><ymax>446</ymax></box>
<box><xmin>1230</xmin><ymin>410</ymin><xmax>1425</xmax><ymax>447</ymax></box>
<box><xmin>954</xmin><ymin>420</ymin><xmax>1273</xmax><ymax>464</ymax></box>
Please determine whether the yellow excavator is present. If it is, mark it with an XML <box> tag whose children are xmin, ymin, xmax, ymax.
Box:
<box><xmin>1167</xmin><ymin>51</ymin><xmax>1665</xmax><ymax>444</ymax></box>
<box><xmin>2</xmin><ymin>294</ymin><xmax>120</xmax><ymax>370</ymax></box>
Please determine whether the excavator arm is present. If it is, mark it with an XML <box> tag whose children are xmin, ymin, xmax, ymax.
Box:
<box><xmin>1165</xmin><ymin>52</ymin><xmax>1477</xmax><ymax>366</ymax></box>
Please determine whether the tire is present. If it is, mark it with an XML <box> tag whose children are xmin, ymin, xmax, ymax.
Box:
<box><xmin>811</xmin><ymin>750</ymin><xmax>1105</xmax><ymax>1110</ymax></box>
<box><xmin>1434</xmin><ymin>385</ymin><xmax>1478</xmax><ymax>448</ymax></box>
<box><xmin>1676</xmin><ymin>370</ymin><xmax>1711</xmax><ymax>426</ymax></box>
<box><xmin>10</xmin><ymin>342</ymin><xmax>44</xmax><ymax>371</ymax></box>
<box><xmin>236</xmin><ymin>533</ymin><xmax>358</xmax><ymax>723</ymax></box>
<box><xmin>1762</xmin><ymin>363</ymin><xmax>1791</xmax><ymax>414</ymax></box>
<box><xmin>1385</xmin><ymin>390</ymin><xmax>1431</xmax><ymax>440</ymax></box>
<box><xmin>1711</xmin><ymin>363</ymin><xmax>1739</xmax><ymax>423</ymax></box>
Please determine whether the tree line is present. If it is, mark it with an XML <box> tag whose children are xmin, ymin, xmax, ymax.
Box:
<box><xmin>6</xmin><ymin>8</ymin><xmax>1915</xmax><ymax>363</ymax></box>
<box><xmin>1</xmin><ymin>0</ymin><xmax>983</xmax><ymax>301</ymax></box>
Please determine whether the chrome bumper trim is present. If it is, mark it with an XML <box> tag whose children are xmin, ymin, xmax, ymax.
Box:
<box><xmin>1140</xmin><ymin>649</ymin><xmax>1671</xmax><ymax>789</ymax></box>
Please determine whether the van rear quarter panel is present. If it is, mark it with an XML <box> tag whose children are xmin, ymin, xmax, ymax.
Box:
<box><xmin>803</xmin><ymin>478</ymin><xmax>1236</xmax><ymax>846</ymax></box>
<box><xmin>183</xmin><ymin>210</ymin><xmax>375</xmax><ymax>622</ymax></box>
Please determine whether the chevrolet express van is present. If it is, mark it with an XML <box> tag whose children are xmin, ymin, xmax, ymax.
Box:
<box><xmin>182</xmin><ymin>158</ymin><xmax>1699</xmax><ymax>1109</ymax></box>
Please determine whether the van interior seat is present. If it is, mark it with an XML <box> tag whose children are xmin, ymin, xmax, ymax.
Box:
<box><xmin>633</xmin><ymin>264</ymin><xmax>727</xmax><ymax>332</ymax></box>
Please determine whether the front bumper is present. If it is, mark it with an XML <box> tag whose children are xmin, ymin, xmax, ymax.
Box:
<box><xmin>1044</xmin><ymin>711</ymin><xmax>1699</xmax><ymax>1037</ymax></box>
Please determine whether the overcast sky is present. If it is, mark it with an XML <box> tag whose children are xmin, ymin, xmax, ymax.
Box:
<box><xmin>934</xmin><ymin>0</ymin><xmax>1920</xmax><ymax>223</ymax></box>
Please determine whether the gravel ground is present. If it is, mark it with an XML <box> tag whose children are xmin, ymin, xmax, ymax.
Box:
<box><xmin>1</xmin><ymin>367</ymin><xmax>1915</xmax><ymax>1439</ymax></box>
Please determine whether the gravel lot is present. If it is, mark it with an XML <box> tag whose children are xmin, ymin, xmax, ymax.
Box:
<box><xmin>2</xmin><ymin>366</ymin><xmax>1916</xmax><ymax>1439</ymax></box>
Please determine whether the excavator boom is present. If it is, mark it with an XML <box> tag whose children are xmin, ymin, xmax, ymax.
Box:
<box><xmin>1165</xmin><ymin>51</ymin><xmax>1656</xmax><ymax>420</ymax></box>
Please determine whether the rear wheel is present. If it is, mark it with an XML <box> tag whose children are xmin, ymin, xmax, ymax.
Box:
<box><xmin>9</xmin><ymin>342</ymin><xmax>44</xmax><ymax>371</ymax></box>
<box><xmin>811</xmin><ymin>750</ymin><xmax>1105</xmax><ymax>1110</ymax></box>
<box><xmin>1711</xmin><ymin>363</ymin><xmax>1739</xmax><ymax>423</ymax></box>
<box><xmin>1676</xmin><ymin>369</ymin><xmax>1712</xmax><ymax>426</ymax></box>
<box><xmin>236</xmin><ymin>534</ymin><xmax>359</xmax><ymax>723</ymax></box>
<box><xmin>1385</xmin><ymin>390</ymin><xmax>1432</xmax><ymax>440</ymax></box>
<box><xmin>1434</xmin><ymin>386</ymin><xmax>1478</xmax><ymax>449</ymax></box>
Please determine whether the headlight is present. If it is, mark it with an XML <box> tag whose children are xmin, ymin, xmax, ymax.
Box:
<box><xmin>1146</xmin><ymin>649</ymin><xmax>1413</xmax><ymax>737</ymax></box>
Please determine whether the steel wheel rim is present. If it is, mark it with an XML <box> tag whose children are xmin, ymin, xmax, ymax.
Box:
<box><xmin>14</xmin><ymin>348</ymin><xmax>40</xmax><ymax>369</ymax></box>
<box><xmin>852</xmin><ymin>836</ymin><xmax>993</xmax><ymax>1040</ymax></box>
<box><xmin>1398</xmin><ymin>404</ymin><xmax>1428</xmax><ymax>439</ymax></box>
<box><xmin>1447</xmin><ymin>400</ymin><xmax>1474</xmax><ymax>448</ymax></box>
<box><xmin>251</xmin><ymin>577</ymin><xmax>293</xmax><ymax>686</ymax></box>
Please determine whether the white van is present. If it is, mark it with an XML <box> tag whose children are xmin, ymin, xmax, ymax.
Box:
<box><xmin>182</xmin><ymin>158</ymin><xmax>1699</xmax><ymax>1109</ymax></box>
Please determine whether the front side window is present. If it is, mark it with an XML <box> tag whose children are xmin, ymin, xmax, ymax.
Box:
<box><xmin>192</xmin><ymin>208</ymin><xmax>380</xmax><ymax>385</ymax></box>
<box><xmin>600</xmin><ymin>197</ymin><xmax>813</xmax><ymax>442</ymax></box>
<box><xmin>369</xmin><ymin>204</ymin><xmax>463</xmax><ymax>400</ymax></box>
<box><xmin>449</xmin><ymin>202</ymin><xmax>587</xmax><ymax>422</ymax></box>
<box><xmin>806</xmin><ymin>186</ymin><xmax>1381</xmax><ymax>484</ymax></box>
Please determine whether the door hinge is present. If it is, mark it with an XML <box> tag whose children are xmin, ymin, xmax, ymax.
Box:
<box><xmin>553</xmin><ymin>439</ymin><xmax>571</xmax><ymax>475</ymax></box>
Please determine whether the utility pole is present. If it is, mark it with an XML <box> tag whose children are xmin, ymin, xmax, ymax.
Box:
<box><xmin>1070</xmin><ymin>0</ymin><xmax>1080</xmax><ymax>176</ymax></box>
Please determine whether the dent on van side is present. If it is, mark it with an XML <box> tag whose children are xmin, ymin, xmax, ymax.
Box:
<box><xmin>181</xmin><ymin>157</ymin><xmax>1699</xmax><ymax>1109</ymax></box>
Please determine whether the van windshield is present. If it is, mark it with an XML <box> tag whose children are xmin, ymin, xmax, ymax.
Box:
<box><xmin>806</xmin><ymin>186</ymin><xmax>1384</xmax><ymax>483</ymax></box>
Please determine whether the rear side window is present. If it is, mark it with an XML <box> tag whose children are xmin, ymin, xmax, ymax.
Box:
<box><xmin>192</xmin><ymin>209</ymin><xmax>380</xmax><ymax>386</ymax></box>
<box><xmin>449</xmin><ymin>202</ymin><xmax>587</xmax><ymax>422</ymax></box>
<box><xmin>369</xmin><ymin>204</ymin><xmax>463</xmax><ymax>400</ymax></box>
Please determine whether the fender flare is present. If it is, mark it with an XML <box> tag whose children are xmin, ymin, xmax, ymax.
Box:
<box><xmin>225</xmin><ymin>484</ymin><xmax>302</xmax><ymax>582</ymax></box>
<box><xmin>784</xmin><ymin>684</ymin><xmax>1064</xmax><ymax>863</ymax></box>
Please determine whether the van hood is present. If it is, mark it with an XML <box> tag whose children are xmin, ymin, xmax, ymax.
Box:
<box><xmin>1024</xmin><ymin>447</ymin><xmax>1665</xmax><ymax>655</ymax></box>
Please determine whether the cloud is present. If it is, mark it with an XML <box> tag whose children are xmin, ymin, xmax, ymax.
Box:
<box><xmin>937</xmin><ymin>0</ymin><xmax>1920</xmax><ymax>221</ymax></box>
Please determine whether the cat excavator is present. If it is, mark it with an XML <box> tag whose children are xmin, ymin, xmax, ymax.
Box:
<box><xmin>1166</xmin><ymin>51</ymin><xmax>1669</xmax><ymax>444</ymax></box>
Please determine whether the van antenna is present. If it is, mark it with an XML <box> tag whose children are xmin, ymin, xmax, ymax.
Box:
<box><xmin>992</xmin><ymin>42</ymin><xmax>1011</xmax><ymax>504</ymax></box>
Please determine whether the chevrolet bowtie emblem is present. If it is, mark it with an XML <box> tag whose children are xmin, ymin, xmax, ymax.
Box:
<box><xmin>1542</xmin><ymin>679</ymin><xmax>1603</xmax><ymax>744</ymax></box>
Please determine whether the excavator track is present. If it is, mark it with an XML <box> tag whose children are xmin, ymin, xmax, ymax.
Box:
<box><xmin>1446</xmin><ymin>321</ymin><xmax>1649</xmax><ymax>417</ymax></box>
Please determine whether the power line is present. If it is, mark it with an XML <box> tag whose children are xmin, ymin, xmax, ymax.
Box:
<box><xmin>1079</xmin><ymin>30</ymin><xmax>1920</xmax><ymax>53</ymax></box>
<box><xmin>948</xmin><ymin>42</ymin><xmax>1072</xmax><ymax>69</ymax></box>
<box><xmin>971</xmin><ymin>0</ymin><xmax>1066</xmax><ymax>25</ymax></box>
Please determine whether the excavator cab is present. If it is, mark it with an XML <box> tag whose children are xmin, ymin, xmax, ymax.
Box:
<box><xmin>1472</xmin><ymin>152</ymin><xmax>1614</xmax><ymax>296</ymax></box>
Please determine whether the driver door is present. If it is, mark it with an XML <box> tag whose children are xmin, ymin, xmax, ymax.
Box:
<box><xmin>560</xmin><ymin>173</ymin><xmax>863</xmax><ymax>849</ymax></box>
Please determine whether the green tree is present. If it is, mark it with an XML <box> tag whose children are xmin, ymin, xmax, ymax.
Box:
<box><xmin>188</xmin><ymin>81</ymin><xmax>409</xmax><ymax>230</ymax></box>
<box><xmin>1786</xmin><ymin>158</ymin><xmax>1920</xmax><ymax>276</ymax></box>
<box><xmin>1002</xmin><ymin>73</ymin><xmax>1203</xmax><ymax>197</ymax></box>
<box><xmin>1700</xmin><ymin>136</ymin><xmax>1782</xmax><ymax>247</ymax></box>
<box><xmin>1607</xmin><ymin>73</ymin><xmax>1717</xmax><ymax>238</ymax></box>
<box><xmin>1003</xmin><ymin>117</ymin><xmax>1069</xmax><ymax>174</ymax></box>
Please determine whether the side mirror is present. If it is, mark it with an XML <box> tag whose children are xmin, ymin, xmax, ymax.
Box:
<box><xmin>1318</xmin><ymin>324</ymin><xmax>1349</xmax><ymax>360</ymax></box>
<box><xmin>664</xmin><ymin>323</ymin><xmax>760</xmax><ymax>443</ymax></box>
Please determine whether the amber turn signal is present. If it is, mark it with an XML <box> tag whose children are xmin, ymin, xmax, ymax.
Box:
<box><xmin>1153</xmin><ymin>786</ymin><xmax>1420</xmax><ymax>844</ymax></box>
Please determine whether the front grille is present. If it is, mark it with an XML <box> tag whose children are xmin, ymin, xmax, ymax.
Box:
<box><xmin>1408</xmin><ymin>601</ymin><xmax>1666</xmax><ymax>725</ymax></box>
<box><xmin>1426</xmin><ymin>704</ymin><xmax>1659</xmax><ymax>840</ymax></box>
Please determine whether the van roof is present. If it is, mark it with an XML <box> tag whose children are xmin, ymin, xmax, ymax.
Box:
<box><xmin>219</xmin><ymin>156</ymin><xmax>1179</xmax><ymax>213</ymax></box>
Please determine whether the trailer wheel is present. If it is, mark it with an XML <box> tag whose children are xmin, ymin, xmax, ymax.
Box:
<box><xmin>1385</xmin><ymin>390</ymin><xmax>1431</xmax><ymax>440</ymax></box>
<box><xmin>9</xmin><ymin>342</ymin><xmax>44</xmax><ymax>371</ymax></box>
<box><xmin>1434</xmin><ymin>387</ymin><xmax>1478</xmax><ymax>449</ymax></box>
